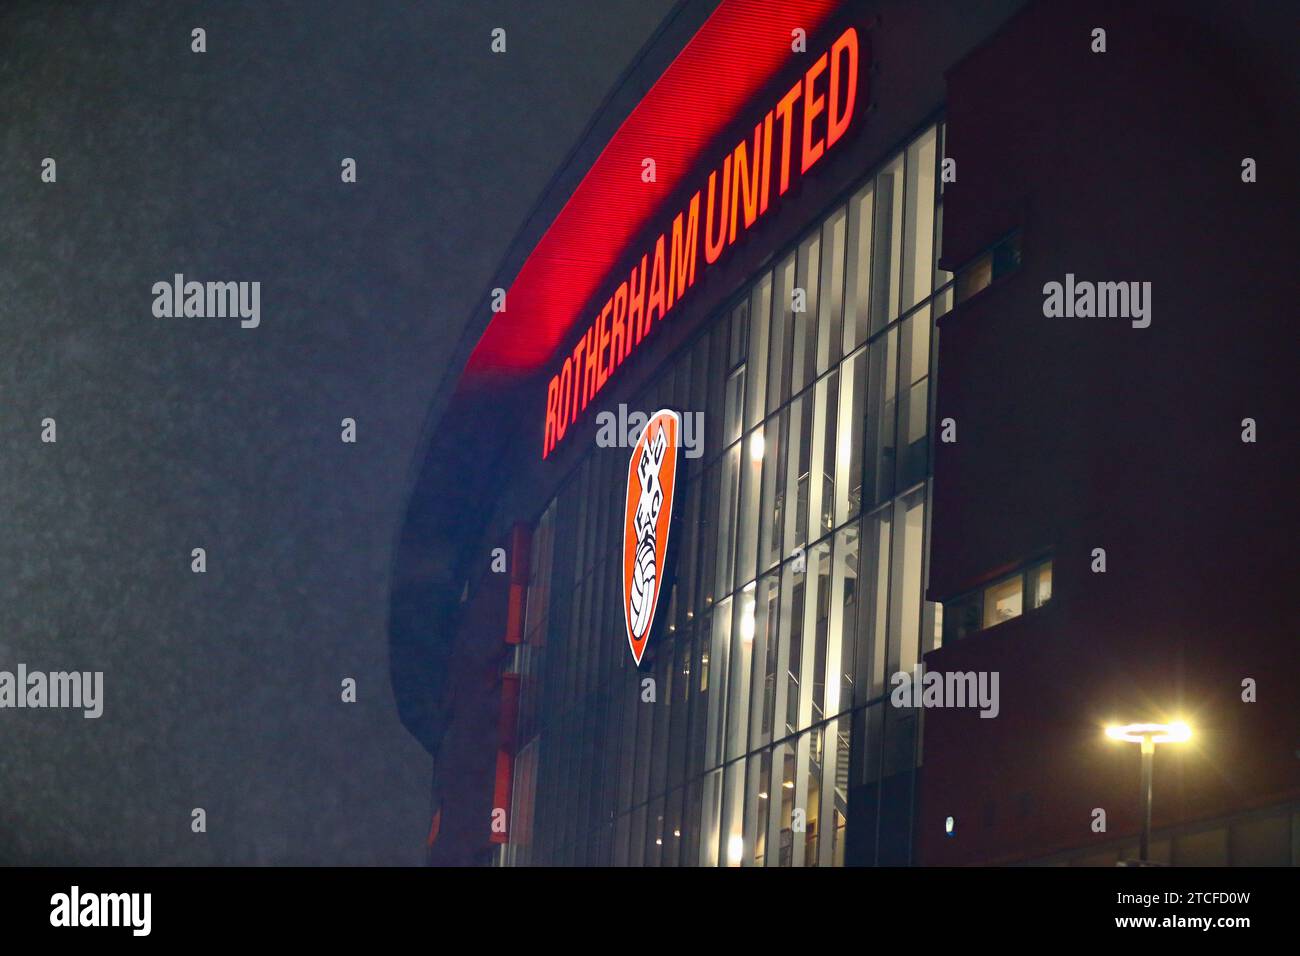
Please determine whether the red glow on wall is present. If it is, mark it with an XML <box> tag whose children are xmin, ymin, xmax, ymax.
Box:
<box><xmin>490</xmin><ymin>673</ymin><xmax>521</xmax><ymax>844</ymax></box>
<box><xmin>463</xmin><ymin>0</ymin><xmax>844</xmax><ymax>386</ymax></box>
<box><xmin>540</xmin><ymin>22</ymin><xmax>864</xmax><ymax>458</ymax></box>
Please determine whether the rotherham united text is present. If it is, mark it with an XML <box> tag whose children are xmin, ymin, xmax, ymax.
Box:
<box><xmin>542</xmin><ymin>24</ymin><xmax>868</xmax><ymax>458</ymax></box>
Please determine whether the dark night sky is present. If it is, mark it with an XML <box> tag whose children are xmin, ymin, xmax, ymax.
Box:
<box><xmin>0</xmin><ymin>0</ymin><xmax>676</xmax><ymax>864</ymax></box>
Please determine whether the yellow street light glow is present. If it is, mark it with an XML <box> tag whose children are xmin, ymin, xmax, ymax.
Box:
<box><xmin>1105</xmin><ymin>721</ymin><xmax>1192</xmax><ymax>744</ymax></box>
<box><xmin>1105</xmin><ymin>719</ymin><xmax>1191</xmax><ymax>864</ymax></box>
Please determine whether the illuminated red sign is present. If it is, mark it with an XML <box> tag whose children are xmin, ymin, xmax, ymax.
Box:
<box><xmin>622</xmin><ymin>410</ymin><xmax>681</xmax><ymax>666</ymax></box>
<box><xmin>542</xmin><ymin>23</ymin><xmax>867</xmax><ymax>458</ymax></box>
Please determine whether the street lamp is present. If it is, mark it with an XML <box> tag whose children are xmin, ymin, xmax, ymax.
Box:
<box><xmin>1104</xmin><ymin>721</ymin><xmax>1192</xmax><ymax>864</ymax></box>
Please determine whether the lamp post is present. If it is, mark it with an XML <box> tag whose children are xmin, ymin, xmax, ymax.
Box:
<box><xmin>1104</xmin><ymin>721</ymin><xmax>1192</xmax><ymax>864</ymax></box>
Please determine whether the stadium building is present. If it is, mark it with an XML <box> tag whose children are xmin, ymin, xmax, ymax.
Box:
<box><xmin>389</xmin><ymin>0</ymin><xmax>1298</xmax><ymax>866</ymax></box>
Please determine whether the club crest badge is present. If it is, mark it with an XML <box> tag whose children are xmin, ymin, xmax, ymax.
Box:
<box><xmin>622</xmin><ymin>409</ymin><xmax>680</xmax><ymax>666</ymax></box>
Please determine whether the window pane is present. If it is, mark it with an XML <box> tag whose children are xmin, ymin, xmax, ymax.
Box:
<box><xmin>634</xmin><ymin>656</ymin><xmax>654</xmax><ymax>806</ymax></box>
<box><xmin>746</xmin><ymin>749</ymin><xmax>772</xmax><ymax>866</ymax></box>
<box><xmin>835</xmin><ymin>346</ymin><xmax>866</xmax><ymax>526</ymax></box>
<box><xmin>663</xmin><ymin>787</ymin><xmax>684</xmax><ymax>867</ymax></box>
<box><xmin>704</xmin><ymin>598</ymin><xmax>732</xmax><ymax>770</ymax></box>
<box><xmin>777</xmin><ymin>559</ymin><xmax>805</xmax><ymax>739</ymax></box>
<box><xmin>934</xmin><ymin>200</ymin><xmax>952</xmax><ymax>290</ymax></box>
<box><xmin>982</xmin><ymin>575</ymin><xmax>1024</xmax><ymax>628</ymax></box>
<box><xmin>757</xmin><ymin>412</ymin><xmax>785</xmax><ymax>574</ymax></box>
<box><xmin>735</xmin><ymin>426</ymin><xmax>764</xmax><ymax>588</ymax></box>
<box><xmin>649</xmin><ymin>649</ymin><xmax>672</xmax><ymax>798</ymax></box>
<box><xmin>923</xmin><ymin>595</ymin><xmax>943</xmax><ymax>656</ymax></box>
<box><xmin>672</xmin><ymin>348</ymin><xmax>691</xmax><ymax>411</ymax></box>
<box><xmin>699</xmin><ymin>768</ymin><xmax>724</xmax><ymax>866</ymax></box>
<box><xmin>781</xmin><ymin>392</ymin><xmax>813</xmax><ymax>556</ymax></box>
<box><xmin>773</xmin><ymin>739</ymin><xmax>796</xmax><ymax>866</ymax></box>
<box><xmin>870</xmin><ymin>154</ymin><xmax>904</xmax><ymax>331</ymax></box>
<box><xmin>881</xmin><ymin>700</ymin><xmax>919</xmax><ymax>781</ymax></box>
<box><xmin>902</xmin><ymin>126</ymin><xmax>937</xmax><ymax>311</ymax></box>
<box><xmin>668</xmin><ymin>635</ymin><xmax>692</xmax><ymax>791</ymax></box>
<box><xmin>857</xmin><ymin>701</ymin><xmax>886</xmax><ymax>788</ymax></box>
<box><xmin>898</xmin><ymin>377</ymin><xmax>929</xmax><ymax>491</ymax></box>
<box><xmin>697</xmin><ymin>461</ymin><xmax>720</xmax><ymax>612</ymax></box>
<box><xmin>808</xmin><ymin>370</ymin><xmax>838</xmax><ymax>541</ymax></box>
<box><xmin>791</xmin><ymin>232</ymin><xmax>821</xmax><ymax>395</ymax></box>
<box><xmin>827</xmin><ymin>523</ymin><xmax>859</xmax><ymax>717</ymax></box>
<box><xmin>726</xmin><ymin>585</ymin><xmax>754</xmax><ymax>762</ymax></box>
<box><xmin>812</xmin><ymin>544</ymin><xmax>832</xmax><ymax>726</ymax></box>
<box><xmin>902</xmin><ymin>304</ymin><xmax>931</xmax><ymax>386</ymax></box>
<box><xmin>713</xmin><ymin>443</ymin><xmax>741</xmax><ymax>599</ymax></box>
<box><xmin>861</xmin><ymin>505</ymin><xmax>892</xmax><ymax>701</ymax></box>
<box><xmin>722</xmin><ymin>759</ymin><xmax>746</xmax><ymax>866</ymax></box>
<box><xmin>645</xmin><ymin>795</ymin><xmax>664</xmax><ymax>867</ymax></box>
<box><xmin>791</xmin><ymin>731</ymin><xmax>812</xmax><ymax>866</ymax></box>
<box><xmin>768</xmin><ymin>253</ymin><xmax>797</xmax><ymax>413</ymax></box>
<box><xmin>674</xmin><ymin>478</ymin><xmax>701</xmax><ymax>632</ymax></box>
<box><xmin>683</xmin><ymin>776</ymin><xmax>703</xmax><ymax>866</ymax></box>
<box><xmin>938</xmin><ymin>122</ymin><xmax>947</xmax><ymax>195</ymax></box>
<box><xmin>749</xmin><ymin>571</ymin><xmax>781</xmax><ymax>750</ymax></box>
<box><xmin>705</xmin><ymin>319</ymin><xmax>729</xmax><ymax>458</ymax></box>
<box><xmin>745</xmin><ymin>272</ymin><xmax>773</xmax><ymax>429</ymax></box>
<box><xmin>864</xmin><ymin>327</ymin><xmax>899</xmax><ymax>508</ymax></box>
<box><xmin>934</xmin><ymin>282</ymin><xmax>954</xmax><ymax>320</ymax></box>
<box><xmin>843</xmin><ymin>183</ymin><xmax>874</xmax><ymax>354</ymax></box>
<box><xmin>819</xmin><ymin>716</ymin><xmax>851</xmax><ymax>867</ymax></box>
<box><xmin>572</xmin><ymin>460</ymin><xmax>590</xmax><ymax>576</ymax></box>
<box><xmin>729</xmin><ymin>298</ymin><xmax>749</xmax><ymax>368</ymax></box>
<box><xmin>615</xmin><ymin>811</ymin><xmax>630</xmax><ymax>866</ymax></box>
<box><xmin>724</xmin><ymin>366</ymin><xmax>746</xmax><ymax>446</ymax></box>
<box><xmin>686</xmin><ymin>629</ymin><xmax>710</xmax><ymax>779</ymax></box>
<box><xmin>690</xmin><ymin>332</ymin><xmax>711</xmax><ymax>423</ymax></box>
<box><xmin>816</xmin><ymin>206</ymin><xmax>847</xmax><ymax>375</ymax></box>
<box><xmin>1032</xmin><ymin>560</ymin><xmax>1053</xmax><ymax>607</ymax></box>
<box><xmin>887</xmin><ymin>489</ymin><xmax>926</xmax><ymax>677</ymax></box>
<box><xmin>617</xmin><ymin>663</ymin><xmax>639</xmax><ymax>814</ymax></box>
<box><xmin>800</xmin><ymin>540</ymin><xmax>832</xmax><ymax>729</ymax></box>
<box><xmin>802</xmin><ymin>725</ymin><xmax>822</xmax><ymax>866</ymax></box>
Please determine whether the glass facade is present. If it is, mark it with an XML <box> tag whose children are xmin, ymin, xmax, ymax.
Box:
<box><xmin>501</xmin><ymin>121</ymin><xmax>952</xmax><ymax>866</ymax></box>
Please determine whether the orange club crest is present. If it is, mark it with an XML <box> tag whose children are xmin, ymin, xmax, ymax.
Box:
<box><xmin>622</xmin><ymin>409</ymin><xmax>681</xmax><ymax>666</ymax></box>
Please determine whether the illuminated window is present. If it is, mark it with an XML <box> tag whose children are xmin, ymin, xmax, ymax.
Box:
<box><xmin>955</xmin><ymin>230</ymin><xmax>1022</xmax><ymax>303</ymax></box>
<box><xmin>942</xmin><ymin>556</ymin><xmax>1054</xmax><ymax>643</ymax></box>
<box><xmin>982</xmin><ymin>575</ymin><xmax>1023</xmax><ymax>629</ymax></box>
<box><xmin>1030</xmin><ymin>560</ymin><xmax>1053</xmax><ymax>608</ymax></box>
